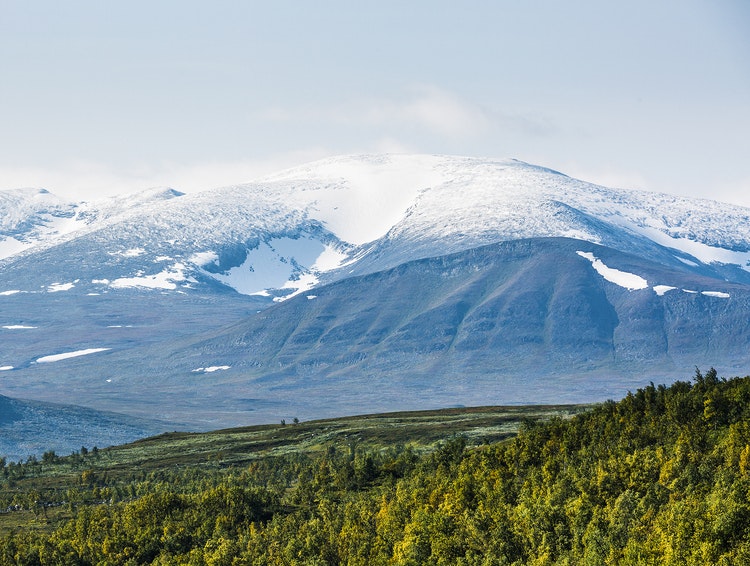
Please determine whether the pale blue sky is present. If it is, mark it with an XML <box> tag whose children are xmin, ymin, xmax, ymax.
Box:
<box><xmin>1</xmin><ymin>1</ymin><xmax>748</xmax><ymax>205</ymax></box>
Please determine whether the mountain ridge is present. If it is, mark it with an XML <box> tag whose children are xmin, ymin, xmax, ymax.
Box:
<box><xmin>3</xmin><ymin>154</ymin><xmax>750</xmax><ymax>299</ymax></box>
<box><xmin>2</xmin><ymin>153</ymin><xmax>750</xmax><ymax>457</ymax></box>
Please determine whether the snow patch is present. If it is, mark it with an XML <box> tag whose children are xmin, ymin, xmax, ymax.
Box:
<box><xmin>109</xmin><ymin>248</ymin><xmax>146</xmax><ymax>257</ymax></box>
<box><xmin>653</xmin><ymin>285</ymin><xmax>728</xmax><ymax>298</ymax></box>
<box><xmin>36</xmin><ymin>348</ymin><xmax>111</xmax><ymax>363</ymax></box>
<box><xmin>192</xmin><ymin>366</ymin><xmax>231</xmax><ymax>373</ymax></box>
<box><xmin>0</xmin><ymin>366</ymin><xmax>13</xmax><ymax>371</ymax></box>
<box><xmin>676</xmin><ymin>257</ymin><xmax>699</xmax><ymax>267</ymax></box>
<box><xmin>702</xmin><ymin>291</ymin><xmax>730</xmax><ymax>298</ymax></box>
<box><xmin>635</xmin><ymin>226</ymin><xmax>750</xmax><ymax>271</ymax></box>
<box><xmin>0</xmin><ymin>236</ymin><xmax>32</xmax><ymax>260</ymax></box>
<box><xmin>2</xmin><ymin>325</ymin><xmax>37</xmax><ymax>329</ymax></box>
<box><xmin>264</xmin><ymin>154</ymin><xmax>447</xmax><ymax>244</ymax></box>
<box><xmin>576</xmin><ymin>251</ymin><xmax>649</xmax><ymax>291</ymax></box>
<box><xmin>92</xmin><ymin>278</ymin><xmax>110</xmax><ymax>284</ymax></box>
<box><xmin>312</xmin><ymin>245</ymin><xmax>348</xmax><ymax>271</ymax></box>
<box><xmin>206</xmin><ymin>237</ymin><xmax>336</xmax><ymax>296</ymax></box>
<box><xmin>272</xmin><ymin>244</ymin><xmax>350</xmax><ymax>301</ymax></box>
<box><xmin>653</xmin><ymin>285</ymin><xmax>677</xmax><ymax>296</ymax></box>
<box><xmin>48</xmin><ymin>281</ymin><xmax>76</xmax><ymax>292</ymax></box>
<box><xmin>276</xmin><ymin>272</ymin><xmax>320</xmax><ymax>301</ymax></box>
<box><xmin>110</xmin><ymin>263</ymin><xmax>187</xmax><ymax>290</ymax></box>
<box><xmin>306</xmin><ymin>295</ymin><xmax>317</xmax><ymax>300</ymax></box>
<box><xmin>0</xmin><ymin>290</ymin><xmax>22</xmax><ymax>296</ymax></box>
<box><xmin>190</xmin><ymin>251</ymin><xmax>220</xmax><ymax>267</ymax></box>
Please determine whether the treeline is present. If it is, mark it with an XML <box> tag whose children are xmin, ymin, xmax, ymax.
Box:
<box><xmin>2</xmin><ymin>369</ymin><xmax>750</xmax><ymax>564</ymax></box>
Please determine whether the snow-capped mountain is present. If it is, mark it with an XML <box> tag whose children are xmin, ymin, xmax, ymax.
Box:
<box><xmin>0</xmin><ymin>186</ymin><xmax>184</xmax><ymax>259</ymax></box>
<box><xmin>2</xmin><ymin>154</ymin><xmax>750</xmax><ymax>457</ymax></box>
<box><xmin>3</xmin><ymin>155</ymin><xmax>749</xmax><ymax>300</ymax></box>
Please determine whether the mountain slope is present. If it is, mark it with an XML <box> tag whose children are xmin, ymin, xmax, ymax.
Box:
<box><xmin>2</xmin><ymin>154</ymin><xmax>750</xmax><ymax>455</ymax></box>
<box><xmin>5</xmin><ymin>237</ymin><xmax>746</xmax><ymax>432</ymax></box>
<box><xmin>161</xmin><ymin>238</ymin><xmax>749</xmax><ymax>421</ymax></box>
<box><xmin>0</xmin><ymin>394</ymin><xmax>165</xmax><ymax>462</ymax></box>
<box><xmin>2</xmin><ymin>155</ymin><xmax>750</xmax><ymax>300</ymax></box>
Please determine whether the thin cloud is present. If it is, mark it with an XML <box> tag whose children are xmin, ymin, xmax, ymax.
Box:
<box><xmin>0</xmin><ymin>149</ymin><xmax>332</xmax><ymax>201</ymax></box>
<box><xmin>494</xmin><ymin>111</ymin><xmax>558</xmax><ymax>138</ymax></box>
<box><xmin>707</xmin><ymin>178</ymin><xmax>750</xmax><ymax>209</ymax></box>
<box><xmin>256</xmin><ymin>85</ymin><xmax>491</xmax><ymax>139</ymax></box>
<box><xmin>394</xmin><ymin>85</ymin><xmax>490</xmax><ymax>137</ymax></box>
<box><xmin>555</xmin><ymin>163</ymin><xmax>650</xmax><ymax>192</ymax></box>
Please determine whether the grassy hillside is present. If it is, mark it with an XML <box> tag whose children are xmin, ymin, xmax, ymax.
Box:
<box><xmin>3</xmin><ymin>370</ymin><xmax>750</xmax><ymax>565</ymax></box>
<box><xmin>0</xmin><ymin>404</ymin><xmax>584</xmax><ymax>537</ymax></box>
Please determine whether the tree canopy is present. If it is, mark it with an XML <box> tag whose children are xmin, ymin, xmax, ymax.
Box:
<box><xmin>2</xmin><ymin>369</ymin><xmax>750</xmax><ymax>564</ymax></box>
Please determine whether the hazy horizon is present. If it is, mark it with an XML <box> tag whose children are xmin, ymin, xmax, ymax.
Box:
<box><xmin>1</xmin><ymin>1</ymin><xmax>748</xmax><ymax>207</ymax></box>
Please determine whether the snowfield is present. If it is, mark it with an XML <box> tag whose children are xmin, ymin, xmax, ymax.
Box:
<box><xmin>576</xmin><ymin>251</ymin><xmax>649</xmax><ymax>291</ymax></box>
<box><xmin>35</xmin><ymin>348</ymin><xmax>111</xmax><ymax>363</ymax></box>
<box><xmin>192</xmin><ymin>366</ymin><xmax>231</xmax><ymax>373</ymax></box>
<box><xmin>3</xmin><ymin>154</ymin><xmax>750</xmax><ymax>300</ymax></box>
<box><xmin>653</xmin><ymin>285</ymin><xmax>677</xmax><ymax>296</ymax></box>
<box><xmin>110</xmin><ymin>264</ymin><xmax>190</xmax><ymax>290</ymax></box>
<box><xmin>576</xmin><ymin>251</ymin><xmax>732</xmax><ymax>298</ymax></box>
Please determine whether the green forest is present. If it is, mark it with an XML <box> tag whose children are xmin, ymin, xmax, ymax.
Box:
<box><xmin>2</xmin><ymin>369</ymin><xmax>750</xmax><ymax>565</ymax></box>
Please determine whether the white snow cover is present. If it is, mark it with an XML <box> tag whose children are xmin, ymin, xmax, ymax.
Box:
<box><xmin>47</xmin><ymin>282</ymin><xmax>76</xmax><ymax>292</ymax></box>
<box><xmin>2</xmin><ymin>325</ymin><xmax>36</xmax><ymax>329</ymax></box>
<box><xmin>576</xmin><ymin>251</ymin><xmax>649</xmax><ymax>290</ymax></box>
<box><xmin>190</xmin><ymin>251</ymin><xmax>219</xmax><ymax>267</ymax></box>
<box><xmin>653</xmin><ymin>285</ymin><xmax>677</xmax><ymax>296</ymax></box>
<box><xmin>110</xmin><ymin>263</ymin><xmax>188</xmax><ymax>290</ymax></box>
<box><xmin>207</xmin><ymin>238</ymin><xmax>319</xmax><ymax>295</ymax></box>
<box><xmin>0</xmin><ymin>189</ymin><xmax>78</xmax><ymax>260</ymax></box>
<box><xmin>205</xmin><ymin>239</ymin><xmax>347</xmax><ymax>297</ymax></box>
<box><xmin>273</xmin><ymin>245</ymin><xmax>348</xmax><ymax>300</ymax></box>
<box><xmin>192</xmin><ymin>366</ymin><xmax>231</xmax><ymax>373</ymax></box>
<box><xmin>632</xmin><ymin>225</ymin><xmax>750</xmax><ymax>272</ymax></box>
<box><xmin>311</xmin><ymin>245</ymin><xmax>349</xmax><ymax>271</ymax></box>
<box><xmin>0</xmin><ymin>290</ymin><xmax>22</xmax><ymax>296</ymax></box>
<box><xmin>261</xmin><ymin>154</ymin><xmax>447</xmax><ymax>245</ymax></box>
<box><xmin>676</xmin><ymin>257</ymin><xmax>700</xmax><ymax>267</ymax></box>
<box><xmin>0</xmin><ymin>236</ymin><xmax>32</xmax><ymax>260</ymax></box>
<box><xmin>0</xmin><ymin>187</ymin><xmax>183</xmax><ymax>260</ymax></box>
<box><xmin>652</xmin><ymin>285</ymin><xmax>729</xmax><ymax>298</ymax></box>
<box><xmin>4</xmin><ymin>154</ymin><xmax>750</xmax><ymax>299</ymax></box>
<box><xmin>35</xmin><ymin>348</ymin><xmax>111</xmax><ymax>363</ymax></box>
<box><xmin>109</xmin><ymin>248</ymin><xmax>146</xmax><ymax>258</ymax></box>
<box><xmin>0</xmin><ymin>366</ymin><xmax>13</xmax><ymax>371</ymax></box>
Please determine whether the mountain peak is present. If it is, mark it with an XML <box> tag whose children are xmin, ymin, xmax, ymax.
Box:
<box><xmin>3</xmin><ymin>153</ymin><xmax>750</xmax><ymax>455</ymax></box>
<box><xmin>3</xmin><ymin>153</ymin><xmax>750</xmax><ymax>298</ymax></box>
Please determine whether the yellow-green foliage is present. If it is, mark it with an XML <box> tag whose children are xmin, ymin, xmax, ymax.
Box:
<box><xmin>2</xmin><ymin>369</ymin><xmax>750</xmax><ymax>565</ymax></box>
